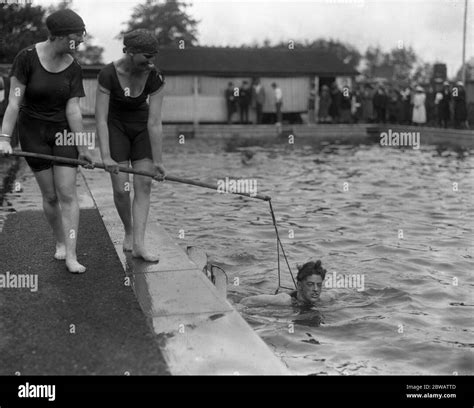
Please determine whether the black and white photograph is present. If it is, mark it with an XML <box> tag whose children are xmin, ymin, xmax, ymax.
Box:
<box><xmin>0</xmin><ymin>0</ymin><xmax>473</xmax><ymax>402</ymax></box>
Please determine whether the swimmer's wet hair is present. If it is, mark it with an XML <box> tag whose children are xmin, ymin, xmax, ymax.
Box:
<box><xmin>296</xmin><ymin>260</ymin><xmax>327</xmax><ymax>281</ymax></box>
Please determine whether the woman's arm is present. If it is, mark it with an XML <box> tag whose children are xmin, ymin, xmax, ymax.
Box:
<box><xmin>95</xmin><ymin>86</ymin><xmax>113</xmax><ymax>162</ymax></box>
<box><xmin>0</xmin><ymin>77</ymin><xmax>25</xmax><ymax>154</ymax></box>
<box><xmin>148</xmin><ymin>87</ymin><xmax>166</xmax><ymax>176</ymax></box>
<box><xmin>65</xmin><ymin>97</ymin><xmax>94</xmax><ymax>165</ymax></box>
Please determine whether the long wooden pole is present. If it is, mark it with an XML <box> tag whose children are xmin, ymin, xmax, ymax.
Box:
<box><xmin>9</xmin><ymin>151</ymin><xmax>271</xmax><ymax>201</ymax></box>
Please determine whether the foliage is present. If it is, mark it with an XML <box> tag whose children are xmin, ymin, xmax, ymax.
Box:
<box><xmin>119</xmin><ymin>0</ymin><xmax>199</xmax><ymax>48</ymax></box>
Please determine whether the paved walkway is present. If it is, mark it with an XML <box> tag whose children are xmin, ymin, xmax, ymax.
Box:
<box><xmin>0</xmin><ymin>159</ymin><xmax>169</xmax><ymax>375</ymax></box>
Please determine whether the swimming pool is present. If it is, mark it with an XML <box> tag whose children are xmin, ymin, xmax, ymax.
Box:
<box><xmin>151</xmin><ymin>135</ymin><xmax>474</xmax><ymax>375</ymax></box>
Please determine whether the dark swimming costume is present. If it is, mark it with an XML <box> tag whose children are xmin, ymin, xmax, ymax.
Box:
<box><xmin>10</xmin><ymin>45</ymin><xmax>85</xmax><ymax>171</ymax></box>
<box><xmin>11</xmin><ymin>46</ymin><xmax>85</xmax><ymax>123</ymax></box>
<box><xmin>97</xmin><ymin>63</ymin><xmax>164</xmax><ymax>162</ymax></box>
<box><xmin>18</xmin><ymin>111</ymin><xmax>78</xmax><ymax>172</ymax></box>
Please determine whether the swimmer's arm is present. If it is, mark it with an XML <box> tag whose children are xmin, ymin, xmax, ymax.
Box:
<box><xmin>95</xmin><ymin>86</ymin><xmax>112</xmax><ymax>160</ymax></box>
<box><xmin>1</xmin><ymin>76</ymin><xmax>25</xmax><ymax>139</ymax></box>
<box><xmin>147</xmin><ymin>88</ymin><xmax>164</xmax><ymax>166</ymax></box>
<box><xmin>240</xmin><ymin>293</ymin><xmax>292</xmax><ymax>307</ymax></box>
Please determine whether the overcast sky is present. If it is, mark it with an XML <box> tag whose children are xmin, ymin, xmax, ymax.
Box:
<box><xmin>36</xmin><ymin>0</ymin><xmax>473</xmax><ymax>78</ymax></box>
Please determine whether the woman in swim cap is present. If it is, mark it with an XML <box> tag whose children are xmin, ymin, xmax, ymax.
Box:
<box><xmin>0</xmin><ymin>9</ymin><xmax>93</xmax><ymax>273</ymax></box>
<box><xmin>95</xmin><ymin>29</ymin><xmax>166</xmax><ymax>261</ymax></box>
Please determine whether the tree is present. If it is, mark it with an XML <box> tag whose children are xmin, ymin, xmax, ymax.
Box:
<box><xmin>412</xmin><ymin>62</ymin><xmax>433</xmax><ymax>85</ymax></box>
<box><xmin>119</xmin><ymin>0</ymin><xmax>199</xmax><ymax>48</ymax></box>
<box><xmin>454</xmin><ymin>56</ymin><xmax>474</xmax><ymax>82</ymax></box>
<box><xmin>0</xmin><ymin>4</ymin><xmax>48</xmax><ymax>63</ymax></box>
<box><xmin>0</xmin><ymin>2</ymin><xmax>103</xmax><ymax>65</ymax></box>
<box><xmin>388</xmin><ymin>46</ymin><xmax>417</xmax><ymax>81</ymax></box>
<box><xmin>362</xmin><ymin>45</ymin><xmax>388</xmax><ymax>78</ymax></box>
<box><xmin>307</xmin><ymin>39</ymin><xmax>361</xmax><ymax>69</ymax></box>
<box><xmin>363</xmin><ymin>45</ymin><xmax>419</xmax><ymax>82</ymax></box>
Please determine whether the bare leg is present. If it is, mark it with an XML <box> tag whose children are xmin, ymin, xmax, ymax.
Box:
<box><xmin>54</xmin><ymin>165</ymin><xmax>85</xmax><ymax>273</ymax></box>
<box><xmin>131</xmin><ymin>159</ymin><xmax>159</xmax><ymax>262</ymax></box>
<box><xmin>33</xmin><ymin>168</ymin><xmax>66</xmax><ymax>259</ymax></box>
<box><xmin>109</xmin><ymin>162</ymin><xmax>133</xmax><ymax>251</ymax></box>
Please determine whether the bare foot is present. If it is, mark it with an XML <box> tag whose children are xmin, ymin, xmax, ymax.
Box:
<box><xmin>132</xmin><ymin>248</ymin><xmax>160</xmax><ymax>263</ymax></box>
<box><xmin>54</xmin><ymin>243</ymin><xmax>66</xmax><ymax>260</ymax></box>
<box><xmin>123</xmin><ymin>234</ymin><xmax>133</xmax><ymax>252</ymax></box>
<box><xmin>66</xmin><ymin>259</ymin><xmax>86</xmax><ymax>274</ymax></box>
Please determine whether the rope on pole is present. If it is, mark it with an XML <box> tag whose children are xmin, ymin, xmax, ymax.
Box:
<box><xmin>268</xmin><ymin>200</ymin><xmax>296</xmax><ymax>292</ymax></box>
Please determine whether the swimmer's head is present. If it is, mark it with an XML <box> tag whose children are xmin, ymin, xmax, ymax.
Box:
<box><xmin>46</xmin><ymin>9</ymin><xmax>86</xmax><ymax>54</ymax></box>
<box><xmin>123</xmin><ymin>29</ymin><xmax>159</xmax><ymax>71</ymax></box>
<box><xmin>296</xmin><ymin>260</ymin><xmax>327</xmax><ymax>305</ymax></box>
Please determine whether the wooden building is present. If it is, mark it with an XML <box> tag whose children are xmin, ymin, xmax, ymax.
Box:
<box><xmin>82</xmin><ymin>47</ymin><xmax>358</xmax><ymax>123</ymax></box>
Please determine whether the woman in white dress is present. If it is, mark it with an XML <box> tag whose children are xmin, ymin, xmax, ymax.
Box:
<box><xmin>412</xmin><ymin>85</ymin><xmax>426</xmax><ymax>125</ymax></box>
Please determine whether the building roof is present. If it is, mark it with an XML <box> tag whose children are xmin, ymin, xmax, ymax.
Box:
<box><xmin>154</xmin><ymin>47</ymin><xmax>358</xmax><ymax>76</ymax></box>
<box><xmin>1</xmin><ymin>47</ymin><xmax>359</xmax><ymax>78</ymax></box>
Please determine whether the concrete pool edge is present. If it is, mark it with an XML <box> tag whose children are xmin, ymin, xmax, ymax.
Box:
<box><xmin>80</xmin><ymin>168</ymin><xmax>290</xmax><ymax>375</ymax></box>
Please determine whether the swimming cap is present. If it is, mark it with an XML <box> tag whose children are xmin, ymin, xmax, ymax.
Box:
<box><xmin>123</xmin><ymin>29</ymin><xmax>159</xmax><ymax>54</ymax></box>
<box><xmin>46</xmin><ymin>9</ymin><xmax>85</xmax><ymax>36</ymax></box>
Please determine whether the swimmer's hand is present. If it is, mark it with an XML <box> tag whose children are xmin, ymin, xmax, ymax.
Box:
<box><xmin>0</xmin><ymin>140</ymin><xmax>12</xmax><ymax>156</ymax></box>
<box><xmin>102</xmin><ymin>156</ymin><xmax>119</xmax><ymax>174</ymax></box>
<box><xmin>153</xmin><ymin>162</ymin><xmax>166</xmax><ymax>181</ymax></box>
<box><xmin>78</xmin><ymin>151</ymin><xmax>95</xmax><ymax>169</ymax></box>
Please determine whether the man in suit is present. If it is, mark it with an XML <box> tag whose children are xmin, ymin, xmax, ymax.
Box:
<box><xmin>239</xmin><ymin>80</ymin><xmax>251</xmax><ymax>124</ymax></box>
<box><xmin>225</xmin><ymin>81</ymin><xmax>237</xmax><ymax>124</ymax></box>
<box><xmin>252</xmin><ymin>78</ymin><xmax>265</xmax><ymax>124</ymax></box>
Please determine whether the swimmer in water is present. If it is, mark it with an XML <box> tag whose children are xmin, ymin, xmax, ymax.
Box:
<box><xmin>240</xmin><ymin>260</ymin><xmax>327</xmax><ymax>307</ymax></box>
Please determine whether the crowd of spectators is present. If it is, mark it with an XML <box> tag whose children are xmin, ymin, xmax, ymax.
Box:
<box><xmin>315</xmin><ymin>81</ymin><xmax>469</xmax><ymax>129</ymax></box>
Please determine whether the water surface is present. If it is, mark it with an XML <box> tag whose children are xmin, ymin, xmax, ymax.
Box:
<box><xmin>151</xmin><ymin>136</ymin><xmax>473</xmax><ymax>375</ymax></box>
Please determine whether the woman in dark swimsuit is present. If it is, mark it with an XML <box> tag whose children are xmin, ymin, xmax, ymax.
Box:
<box><xmin>96</xmin><ymin>29</ymin><xmax>166</xmax><ymax>262</ymax></box>
<box><xmin>0</xmin><ymin>9</ymin><xmax>93</xmax><ymax>273</ymax></box>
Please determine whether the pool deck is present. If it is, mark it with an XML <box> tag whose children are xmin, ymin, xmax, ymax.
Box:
<box><xmin>0</xmin><ymin>160</ymin><xmax>170</xmax><ymax>375</ymax></box>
